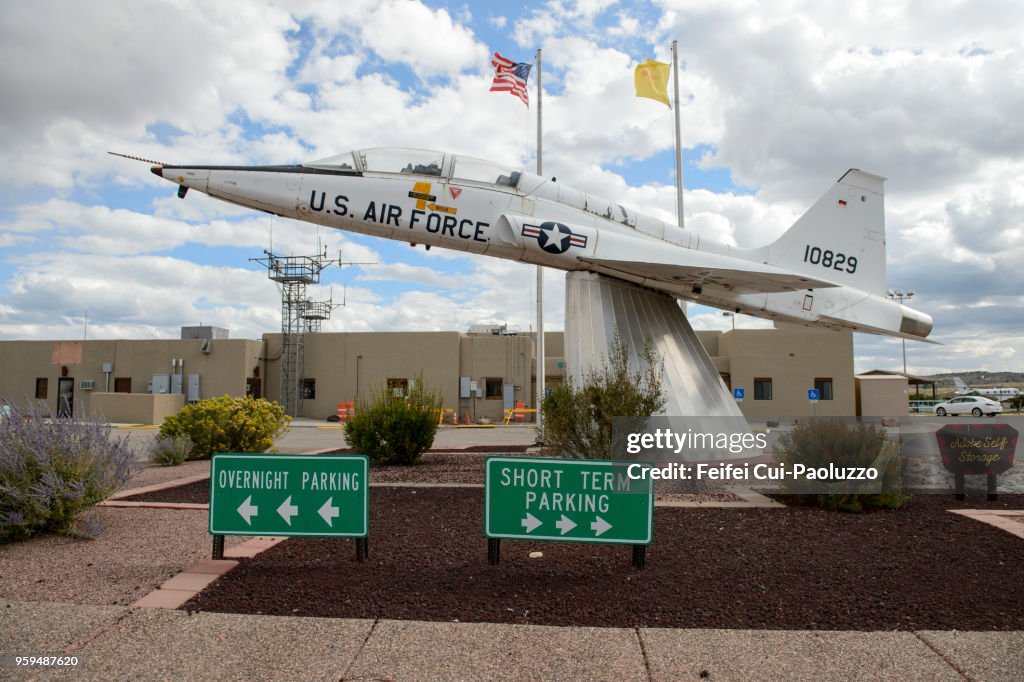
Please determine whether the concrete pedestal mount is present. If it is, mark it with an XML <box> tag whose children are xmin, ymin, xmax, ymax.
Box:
<box><xmin>563</xmin><ymin>270</ymin><xmax>745</xmax><ymax>422</ymax></box>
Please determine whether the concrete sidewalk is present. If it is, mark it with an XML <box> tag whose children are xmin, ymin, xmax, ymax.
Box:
<box><xmin>5</xmin><ymin>599</ymin><xmax>1022</xmax><ymax>680</ymax></box>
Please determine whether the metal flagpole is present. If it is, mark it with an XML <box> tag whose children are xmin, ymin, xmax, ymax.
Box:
<box><xmin>535</xmin><ymin>48</ymin><xmax>545</xmax><ymax>437</ymax></box>
<box><xmin>672</xmin><ymin>40</ymin><xmax>684</xmax><ymax>228</ymax></box>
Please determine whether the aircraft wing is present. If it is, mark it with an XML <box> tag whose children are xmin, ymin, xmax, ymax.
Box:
<box><xmin>556</xmin><ymin>220</ymin><xmax>838</xmax><ymax>294</ymax></box>
<box><xmin>816</xmin><ymin>314</ymin><xmax>942</xmax><ymax>343</ymax></box>
<box><xmin>496</xmin><ymin>213</ymin><xmax>836</xmax><ymax>295</ymax></box>
<box><xmin>579</xmin><ymin>255</ymin><xmax>838</xmax><ymax>295</ymax></box>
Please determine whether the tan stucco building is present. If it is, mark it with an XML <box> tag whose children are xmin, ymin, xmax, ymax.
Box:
<box><xmin>0</xmin><ymin>325</ymin><xmax>864</xmax><ymax>424</ymax></box>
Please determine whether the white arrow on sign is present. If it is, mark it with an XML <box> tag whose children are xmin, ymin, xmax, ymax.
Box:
<box><xmin>318</xmin><ymin>497</ymin><xmax>340</xmax><ymax>527</ymax></box>
<box><xmin>237</xmin><ymin>495</ymin><xmax>258</xmax><ymax>525</ymax></box>
<box><xmin>554</xmin><ymin>514</ymin><xmax>577</xmax><ymax>535</ymax></box>
<box><xmin>591</xmin><ymin>516</ymin><xmax>612</xmax><ymax>537</ymax></box>
<box><xmin>521</xmin><ymin>512</ymin><xmax>542</xmax><ymax>533</ymax></box>
<box><xmin>277</xmin><ymin>496</ymin><xmax>299</xmax><ymax>525</ymax></box>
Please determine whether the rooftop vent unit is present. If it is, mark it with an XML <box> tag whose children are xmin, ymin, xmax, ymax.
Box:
<box><xmin>467</xmin><ymin>323</ymin><xmax>520</xmax><ymax>336</ymax></box>
<box><xmin>181</xmin><ymin>325</ymin><xmax>229</xmax><ymax>340</ymax></box>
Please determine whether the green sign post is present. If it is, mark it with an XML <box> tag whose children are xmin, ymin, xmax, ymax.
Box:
<box><xmin>209</xmin><ymin>454</ymin><xmax>369</xmax><ymax>559</ymax></box>
<box><xmin>484</xmin><ymin>456</ymin><xmax>654</xmax><ymax>568</ymax></box>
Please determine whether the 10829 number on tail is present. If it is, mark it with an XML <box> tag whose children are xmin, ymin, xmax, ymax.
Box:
<box><xmin>803</xmin><ymin>245</ymin><xmax>857</xmax><ymax>274</ymax></box>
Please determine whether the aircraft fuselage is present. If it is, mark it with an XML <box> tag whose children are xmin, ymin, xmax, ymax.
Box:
<box><xmin>151</xmin><ymin>148</ymin><xmax>933</xmax><ymax>342</ymax></box>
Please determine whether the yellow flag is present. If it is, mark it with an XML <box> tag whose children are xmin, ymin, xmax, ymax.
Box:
<box><xmin>634</xmin><ymin>58</ymin><xmax>671</xmax><ymax>107</ymax></box>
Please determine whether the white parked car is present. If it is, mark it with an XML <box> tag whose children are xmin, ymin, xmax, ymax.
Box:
<box><xmin>934</xmin><ymin>396</ymin><xmax>1002</xmax><ymax>417</ymax></box>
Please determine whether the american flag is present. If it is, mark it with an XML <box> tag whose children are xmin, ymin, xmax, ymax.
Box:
<box><xmin>489</xmin><ymin>52</ymin><xmax>531</xmax><ymax>106</ymax></box>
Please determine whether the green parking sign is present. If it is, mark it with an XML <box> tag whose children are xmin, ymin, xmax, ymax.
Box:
<box><xmin>209</xmin><ymin>454</ymin><xmax>368</xmax><ymax>537</ymax></box>
<box><xmin>484</xmin><ymin>457</ymin><xmax>653</xmax><ymax>545</ymax></box>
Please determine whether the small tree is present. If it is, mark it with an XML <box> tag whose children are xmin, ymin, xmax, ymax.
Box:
<box><xmin>1009</xmin><ymin>395</ymin><xmax>1024</xmax><ymax>414</ymax></box>
<box><xmin>148</xmin><ymin>433</ymin><xmax>194</xmax><ymax>466</ymax></box>
<box><xmin>159</xmin><ymin>395</ymin><xmax>290</xmax><ymax>459</ymax></box>
<box><xmin>542</xmin><ymin>335</ymin><xmax>666</xmax><ymax>459</ymax></box>
<box><xmin>344</xmin><ymin>376</ymin><xmax>442</xmax><ymax>466</ymax></box>
<box><xmin>774</xmin><ymin>418</ymin><xmax>908</xmax><ymax>512</ymax></box>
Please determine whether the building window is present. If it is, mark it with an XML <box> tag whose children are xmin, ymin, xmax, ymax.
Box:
<box><xmin>485</xmin><ymin>378</ymin><xmax>503</xmax><ymax>400</ymax></box>
<box><xmin>114</xmin><ymin>377</ymin><xmax>132</xmax><ymax>393</ymax></box>
<box><xmin>814</xmin><ymin>378</ymin><xmax>834</xmax><ymax>401</ymax></box>
<box><xmin>754</xmin><ymin>378</ymin><xmax>773</xmax><ymax>401</ymax></box>
<box><xmin>35</xmin><ymin>378</ymin><xmax>48</xmax><ymax>399</ymax></box>
<box><xmin>302</xmin><ymin>378</ymin><xmax>316</xmax><ymax>400</ymax></box>
<box><xmin>387</xmin><ymin>378</ymin><xmax>408</xmax><ymax>397</ymax></box>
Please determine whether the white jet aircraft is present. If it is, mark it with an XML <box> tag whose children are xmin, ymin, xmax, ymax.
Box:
<box><xmin>953</xmin><ymin>377</ymin><xmax>1021</xmax><ymax>400</ymax></box>
<box><xmin>125</xmin><ymin>147</ymin><xmax>935</xmax><ymax>420</ymax></box>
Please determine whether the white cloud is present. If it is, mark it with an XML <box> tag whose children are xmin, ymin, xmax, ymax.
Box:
<box><xmin>362</xmin><ymin>1</ymin><xmax>487</xmax><ymax>76</ymax></box>
<box><xmin>1</xmin><ymin>254</ymin><xmax>279</xmax><ymax>340</ymax></box>
<box><xmin>0</xmin><ymin>234</ymin><xmax>34</xmax><ymax>249</ymax></box>
<box><xmin>653</xmin><ymin>0</ymin><xmax>1024</xmax><ymax>201</ymax></box>
<box><xmin>0</xmin><ymin>0</ymin><xmax>298</xmax><ymax>188</ymax></box>
<box><xmin>358</xmin><ymin>263</ymin><xmax>466</xmax><ymax>289</ymax></box>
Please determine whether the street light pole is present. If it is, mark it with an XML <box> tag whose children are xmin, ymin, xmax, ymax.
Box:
<box><xmin>886</xmin><ymin>289</ymin><xmax>915</xmax><ymax>375</ymax></box>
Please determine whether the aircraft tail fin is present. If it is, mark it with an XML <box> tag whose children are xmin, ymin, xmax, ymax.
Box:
<box><xmin>766</xmin><ymin>170</ymin><xmax>887</xmax><ymax>296</ymax></box>
<box><xmin>953</xmin><ymin>377</ymin><xmax>970</xmax><ymax>393</ymax></box>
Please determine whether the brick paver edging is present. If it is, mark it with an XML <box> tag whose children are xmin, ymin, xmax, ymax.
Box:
<box><xmin>132</xmin><ymin>538</ymin><xmax>288</xmax><ymax>609</ymax></box>
<box><xmin>107</xmin><ymin>474</ymin><xmax>210</xmax><ymax>501</ymax></box>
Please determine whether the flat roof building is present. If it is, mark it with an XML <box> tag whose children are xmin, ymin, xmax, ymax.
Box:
<box><xmin>0</xmin><ymin>325</ymin><xmax>863</xmax><ymax>424</ymax></box>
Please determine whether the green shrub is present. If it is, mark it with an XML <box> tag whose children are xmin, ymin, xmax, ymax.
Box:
<box><xmin>1010</xmin><ymin>395</ymin><xmax>1024</xmax><ymax>414</ymax></box>
<box><xmin>773</xmin><ymin>418</ymin><xmax>907</xmax><ymax>512</ymax></box>
<box><xmin>0</xmin><ymin>402</ymin><xmax>135</xmax><ymax>541</ymax></box>
<box><xmin>148</xmin><ymin>433</ymin><xmax>193</xmax><ymax>466</ymax></box>
<box><xmin>344</xmin><ymin>378</ymin><xmax>442</xmax><ymax>466</ymax></box>
<box><xmin>542</xmin><ymin>335</ymin><xmax>666</xmax><ymax>459</ymax></box>
<box><xmin>159</xmin><ymin>395</ymin><xmax>290</xmax><ymax>459</ymax></box>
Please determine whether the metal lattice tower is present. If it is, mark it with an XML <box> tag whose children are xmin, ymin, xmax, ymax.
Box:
<box><xmin>251</xmin><ymin>249</ymin><xmax>337</xmax><ymax>417</ymax></box>
<box><xmin>302</xmin><ymin>295</ymin><xmax>342</xmax><ymax>334</ymax></box>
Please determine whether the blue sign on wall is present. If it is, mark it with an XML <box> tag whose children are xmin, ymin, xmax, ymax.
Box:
<box><xmin>733</xmin><ymin>387</ymin><xmax>745</xmax><ymax>400</ymax></box>
<box><xmin>808</xmin><ymin>389</ymin><xmax>820</xmax><ymax>402</ymax></box>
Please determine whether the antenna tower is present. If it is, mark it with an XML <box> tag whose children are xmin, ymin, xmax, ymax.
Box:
<box><xmin>251</xmin><ymin>248</ymin><xmax>338</xmax><ymax>417</ymax></box>
<box><xmin>302</xmin><ymin>289</ymin><xmax>342</xmax><ymax>333</ymax></box>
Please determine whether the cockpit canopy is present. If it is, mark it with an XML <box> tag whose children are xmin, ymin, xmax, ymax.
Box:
<box><xmin>303</xmin><ymin>148</ymin><xmax>521</xmax><ymax>188</ymax></box>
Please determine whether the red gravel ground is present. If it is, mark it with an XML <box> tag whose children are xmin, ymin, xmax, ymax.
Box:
<box><xmin>180</xmin><ymin>487</ymin><xmax>1024</xmax><ymax>631</ymax></box>
<box><xmin>122</xmin><ymin>454</ymin><xmax>742</xmax><ymax>504</ymax></box>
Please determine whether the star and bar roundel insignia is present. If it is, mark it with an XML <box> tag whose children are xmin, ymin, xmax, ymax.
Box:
<box><xmin>521</xmin><ymin>221</ymin><xmax>588</xmax><ymax>255</ymax></box>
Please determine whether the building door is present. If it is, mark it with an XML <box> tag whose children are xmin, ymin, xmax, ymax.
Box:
<box><xmin>57</xmin><ymin>377</ymin><xmax>74</xmax><ymax>417</ymax></box>
<box><xmin>246</xmin><ymin>377</ymin><xmax>262</xmax><ymax>399</ymax></box>
<box><xmin>502</xmin><ymin>383</ymin><xmax>515</xmax><ymax>414</ymax></box>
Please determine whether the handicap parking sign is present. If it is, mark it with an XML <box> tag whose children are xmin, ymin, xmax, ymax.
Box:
<box><xmin>808</xmin><ymin>389</ymin><xmax>820</xmax><ymax>402</ymax></box>
<box><xmin>733</xmin><ymin>387</ymin><xmax>745</xmax><ymax>400</ymax></box>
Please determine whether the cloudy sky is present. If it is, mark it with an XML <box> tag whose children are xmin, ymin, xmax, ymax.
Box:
<box><xmin>1</xmin><ymin>0</ymin><xmax>1021</xmax><ymax>376</ymax></box>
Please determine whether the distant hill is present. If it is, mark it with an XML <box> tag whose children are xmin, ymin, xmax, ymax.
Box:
<box><xmin>926</xmin><ymin>371</ymin><xmax>1024</xmax><ymax>389</ymax></box>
